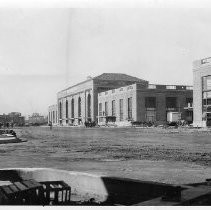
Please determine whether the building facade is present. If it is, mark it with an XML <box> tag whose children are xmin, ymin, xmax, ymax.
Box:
<box><xmin>56</xmin><ymin>73</ymin><xmax>147</xmax><ymax>126</ymax></box>
<box><xmin>98</xmin><ymin>83</ymin><xmax>193</xmax><ymax>125</ymax></box>
<box><xmin>49</xmin><ymin>73</ymin><xmax>193</xmax><ymax>126</ymax></box>
<box><xmin>48</xmin><ymin>105</ymin><xmax>58</xmax><ymax>125</ymax></box>
<box><xmin>193</xmin><ymin>57</ymin><xmax>211</xmax><ymax>127</ymax></box>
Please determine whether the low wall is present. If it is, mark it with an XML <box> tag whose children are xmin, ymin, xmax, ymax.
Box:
<box><xmin>0</xmin><ymin>168</ymin><xmax>183</xmax><ymax>205</ymax></box>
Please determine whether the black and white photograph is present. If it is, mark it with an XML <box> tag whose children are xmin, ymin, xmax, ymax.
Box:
<box><xmin>0</xmin><ymin>0</ymin><xmax>211</xmax><ymax>206</ymax></box>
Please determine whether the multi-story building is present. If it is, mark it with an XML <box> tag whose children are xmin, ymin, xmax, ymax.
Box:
<box><xmin>98</xmin><ymin>83</ymin><xmax>193</xmax><ymax>125</ymax></box>
<box><xmin>49</xmin><ymin>73</ymin><xmax>193</xmax><ymax>126</ymax></box>
<box><xmin>193</xmin><ymin>57</ymin><xmax>211</xmax><ymax>127</ymax></box>
<box><xmin>56</xmin><ymin>73</ymin><xmax>147</xmax><ymax>126</ymax></box>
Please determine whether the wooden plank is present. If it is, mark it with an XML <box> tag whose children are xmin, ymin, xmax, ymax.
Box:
<box><xmin>0</xmin><ymin>186</ymin><xmax>13</xmax><ymax>195</ymax></box>
<box><xmin>22</xmin><ymin>180</ymin><xmax>35</xmax><ymax>188</ymax></box>
<box><xmin>13</xmin><ymin>182</ymin><xmax>28</xmax><ymax>191</ymax></box>
<box><xmin>52</xmin><ymin>184</ymin><xmax>60</xmax><ymax>189</ymax></box>
<box><xmin>28</xmin><ymin>180</ymin><xmax>42</xmax><ymax>188</ymax></box>
<box><xmin>8</xmin><ymin>185</ymin><xmax>19</xmax><ymax>193</ymax></box>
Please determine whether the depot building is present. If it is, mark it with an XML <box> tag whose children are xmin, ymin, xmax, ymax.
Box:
<box><xmin>48</xmin><ymin>73</ymin><xmax>193</xmax><ymax>126</ymax></box>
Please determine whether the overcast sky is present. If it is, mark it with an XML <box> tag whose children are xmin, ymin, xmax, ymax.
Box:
<box><xmin>1</xmin><ymin>4</ymin><xmax>211</xmax><ymax>116</ymax></box>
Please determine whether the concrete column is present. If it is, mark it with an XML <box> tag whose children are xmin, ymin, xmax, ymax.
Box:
<box><xmin>81</xmin><ymin>92</ymin><xmax>86</xmax><ymax>124</ymax></box>
<box><xmin>193</xmin><ymin>70</ymin><xmax>203</xmax><ymax>127</ymax></box>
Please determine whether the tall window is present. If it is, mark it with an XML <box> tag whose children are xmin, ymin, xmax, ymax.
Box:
<box><xmin>119</xmin><ymin>99</ymin><xmax>123</xmax><ymax>121</ymax></box>
<box><xmin>112</xmin><ymin>100</ymin><xmax>116</xmax><ymax>116</ymax></box>
<box><xmin>99</xmin><ymin>103</ymin><xmax>102</xmax><ymax>116</ymax></box>
<box><xmin>78</xmin><ymin>97</ymin><xmax>81</xmax><ymax>117</ymax></box>
<box><xmin>128</xmin><ymin>97</ymin><xmax>132</xmax><ymax>120</ymax></box>
<box><xmin>202</xmin><ymin>75</ymin><xmax>211</xmax><ymax>90</ymax></box>
<box><xmin>166</xmin><ymin>97</ymin><xmax>177</xmax><ymax>110</ymax></box>
<box><xmin>59</xmin><ymin>102</ymin><xmax>62</xmax><ymax>119</ymax></box>
<box><xmin>145</xmin><ymin>97</ymin><xmax>156</xmax><ymax>122</ymax></box>
<box><xmin>87</xmin><ymin>94</ymin><xmax>91</xmax><ymax>118</ymax></box>
<box><xmin>186</xmin><ymin>98</ymin><xmax>193</xmax><ymax>107</ymax></box>
<box><xmin>105</xmin><ymin>102</ymin><xmax>108</xmax><ymax>116</ymax></box>
<box><xmin>49</xmin><ymin>112</ymin><xmax>51</xmax><ymax>122</ymax></box>
<box><xmin>145</xmin><ymin>97</ymin><xmax>156</xmax><ymax>108</ymax></box>
<box><xmin>71</xmin><ymin>98</ymin><xmax>74</xmax><ymax>118</ymax></box>
<box><xmin>202</xmin><ymin>76</ymin><xmax>211</xmax><ymax>126</ymax></box>
<box><xmin>53</xmin><ymin>111</ymin><xmax>55</xmax><ymax>123</ymax></box>
<box><xmin>66</xmin><ymin>100</ymin><xmax>68</xmax><ymax>118</ymax></box>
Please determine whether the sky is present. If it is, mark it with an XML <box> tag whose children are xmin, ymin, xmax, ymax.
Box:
<box><xmin>1</xmin><ymin>2</ymin><xmax>211</xmax><ymax>116</ymax></box>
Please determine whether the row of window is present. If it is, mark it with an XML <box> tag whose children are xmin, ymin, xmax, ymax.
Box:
<box><xmin>202</xmin><ymin>76</ymin><xmax>211</xmax><ymax>123</ymax></box>
<box><xmin>99</xmin><ymin>86</ymin><xmax>134</xmax><ymax>96</ymax></box>
<box><xmin>145</xmin><ymin>97</ymin><xmax>192</xmax><ymax>108</ymax></box>
<box><xmin>99</xmin><ymin>97</ymin><xmax>133</xmax><ymax>121</ymax></box>
<box><xmin>49</xmin><ymin>110</ymin><xmax>58</xmax><ymax>123</ymax></box>
<box><xmin>59</xmin><ymin>94</ymin><xmax>91</xmax><ymax>119</ymax></box>
<box><xmin>99</xmin><ymin>97</ymin><xmax>192</xmax><ymax>121</ymax></box>
<box><xmin>148</xmin><ymin>84</ymin><xmax>193</xmax><ymax>90</ymax></box>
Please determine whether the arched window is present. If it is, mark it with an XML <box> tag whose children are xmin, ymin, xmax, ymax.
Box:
<box><xmin>78</xmin><ymin>97</ymin><xmax>81</xmax><ymax>117</ymax></box>
<box><xmin>59</xmin><ymin>101</ymin><xmax>62</xmax><ymax>119</ymax></box>
<box><xmin>71</xmin><ymin>98</ymin><xmax>74</xmax><ymax>118</ymax></box>
<box><xmin>66</xmin><ymin>100</ymin><xmax>68</xmax><ymax>118</ymax></box>
<box><xmin>87</xmin><ymin>94</ymin><xmax>91</xmax><ymax>118</ymax></box>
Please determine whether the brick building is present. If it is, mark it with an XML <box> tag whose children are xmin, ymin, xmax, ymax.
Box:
<box><xmin>193</xmin><ymin>57</ymin><xmax>211</xmax><ymax>127</ymax></box>
<box><xmin>98</xmin><ymin>83</ymin><xmax>193</xmax><ymax>125</ymax></box>
<box><xmin>49</xmin><ymin>73</ymin><xmax>193</xmax><ymax>126</ymax></box>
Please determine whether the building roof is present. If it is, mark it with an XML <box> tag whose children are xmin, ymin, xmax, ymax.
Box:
<box><xmin>58</xmin><ymin>73</ymin><xmax>148</xmax><ymax>94</ymax></box>
<box><xmin>93</xmin><ymin>73</ymin><xmax>147</xmax><ymax>83</ymax></box>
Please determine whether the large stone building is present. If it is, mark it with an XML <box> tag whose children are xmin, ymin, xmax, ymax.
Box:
<box><xmin>49</xmin><ymin>73</ymin><xmax>193</xmax><ymax>126</ymax></box>
<box><xmin>98</xmin><ymin>83</ymin><xmax>193</xmax><ymax>125</ymax></box>
<box><xmin>56</xmin><ymin>73</ymin><xmax>147</xmax><ymax>125</ymax></box>
<box><xmin>193</xmin><ymin>57</ymin><xmax>211</xmax><ymax>127</ymax></box>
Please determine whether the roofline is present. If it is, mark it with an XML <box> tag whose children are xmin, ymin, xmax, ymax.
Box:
<box><xmin>58</xmin><ymin>78</ymin><xmax>93</xmax><ymax>94</ymax></box>
<box><xmin>57</xmin><ymin>73</ymin><xmax>147</xmax><ymax>94</ymax></box>
<box><xmin>93</xmin><ymin>73</ymin><xmax>148</xmax><ymax>83</ymax></box>
<box><xmin>148</xmin><ymin>83</ymin><xmax>193</xmax><ymax>87</ymax></box>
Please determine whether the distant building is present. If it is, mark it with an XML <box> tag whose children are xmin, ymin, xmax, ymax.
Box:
<box><xmin>193</xmin><ymin>57</ymin><xmax>211</xmax><ymax>127</ymax></box>
<box><xmin>49</xmin><ymin>73</ymin><xmax>193</xmax><ymax>126</ymax></box>
<box><xmin>0</xmin><ymin>112</ymin><xmax>25</xmax><ymax>126</ymax></box>
<box><xmin>28</xmin><ymin>113</ymin><xmax>47</xmax><ymax>125</ymax></box>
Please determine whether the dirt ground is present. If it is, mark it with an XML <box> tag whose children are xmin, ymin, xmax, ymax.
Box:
<box><xmin>0</xmin><ymin>126</ymin><xmax>211</xmax><ymax>184</ymax></box>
